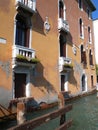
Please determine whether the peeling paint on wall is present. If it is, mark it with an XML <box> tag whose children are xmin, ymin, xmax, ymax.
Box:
<box><xmin>0</xmin><ymin>61</ymin><xmax>11</xmax><ymax>77</ymax></box>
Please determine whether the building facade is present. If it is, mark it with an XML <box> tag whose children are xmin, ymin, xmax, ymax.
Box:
<box><xmin>93</xmin><ymin>19</ymin><xmax>98</xmax><ymax>65</ymax></box>
<box><xmin>93</xmin><ymin>19</ymin><xmax>98</xmax><ymax>83</ymax></box>
<box><xmin>0</xmin><ymin>0</ymin><xmax>96</xmax><ymax>108</ymax></box>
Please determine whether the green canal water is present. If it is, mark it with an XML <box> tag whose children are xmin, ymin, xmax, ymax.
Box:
<box><xmin>1</xmin><ymin>93</ymin><xmax>98</xmax><ymax>130</ymax></box>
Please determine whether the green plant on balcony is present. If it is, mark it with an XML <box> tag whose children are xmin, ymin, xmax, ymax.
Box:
<box><xmin>16</xmin><ymin>55</ymin><xmax>28</xmax><ymax>62</ymax></box>
<box><xmin>63</xmin><ymin>63</ymin><xmax>73</xmax><ymax>68</ymax></box>
<box><xmin>16</xmin><ymin>55</ymin><xmax>40</xmax><ymax>64</ymax></box>
<box><xmin>30</xmin><ymin>58</ymin><xmax>40</xmax><ymax>64</ymax></box>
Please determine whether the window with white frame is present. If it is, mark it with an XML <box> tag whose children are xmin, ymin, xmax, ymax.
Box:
<box><xmin>78</xmin><ymin>0</ymin><xmax>83</xmax><ymax>10</ymax></box>
<box><xmin>80</xmin><ymin>45</ymin><xmax>87</xmax><ymax>64</ymax></box>
<box><xmin>59</xmin><ymin>0</ymin><xmax>66</xmax><ymax>20</ymax></box>
<box><xmin>89</xmin><ymin>49</ymin><xmax>93</xmax><ymax>65</ymax></box>
<box><xmin>88</xmin><ymin>26</ymin><xmax>92</xmax><ymax>43</ymax></box>
<box><xmin>79</xmin><ymin>18</ymin><xmax>84</xmax><ymax>39</ymax></box>
<box><xmin>15</xmin><ymin>13</ymin><xmax>31</xmax><ymax>47</ymax></box>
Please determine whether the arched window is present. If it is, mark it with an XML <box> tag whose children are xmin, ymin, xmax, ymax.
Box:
<box><xmin>59</xmin><ymin>0</ymin><xmax>64</xmax><ymax>18</ymax></box>
<box><xmin>89</xmin><ymin>49</ymin><xmax>93</xmax><ymax>65</ymax></box>
<box><xmin>80</xmin><ymin>45</ymin><xmax>87</xmax><ymax>64</ymax></box>
<box><xmin>78</xmin><ymin>0</ymin><xmax>83</xmax><ymax>10</ymax></box>
<box><xmin>59</xmin><ymin>34</ymin><xmax>66</xmax><ymax>57</ymax></box>
<box><xmin>15</xmin><ymin>13</ymin><xmax>31</xmax><ymax>47</ymax></box>
<box><xmin>87</xmin><ymin>8</ymin><xmax>91</xmax><ymax>19</ymax></box>
<box><xmin>81</xmin><ymin>74</ymin><xmax>85</xmax><ymax>91</ymax></box>
<box><xmin>59</xmin><ymin>0</ymin><xmax>66</xmax><ymax>20</ymax></box>
<box><xmin>88</xmin><ymin>26</ymin><xmax>92</xmax><ymax>43</ymax></box>
<box><xmin>79</xmin><ymin>18</ymin><xmax>84</xmax><ymax>38</ymax></box>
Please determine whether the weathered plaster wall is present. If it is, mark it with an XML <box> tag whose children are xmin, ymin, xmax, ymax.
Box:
<box><xmin>0</xmin><ymin>0</ymin><xmax>15</xmax><ymax>107</ymax></box>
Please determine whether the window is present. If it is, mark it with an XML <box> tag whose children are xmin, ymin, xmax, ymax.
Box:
<box><xmin>79</xmin><ymin>18</ymin><xmax>84</xmax><ymax>38</ymax></box>
<box><xmin>59</xmin><ymin>0</ymin><xmax>66</xmax><ymax>20</ymax></box>
<box><xmin>15</xmin><ymin>14</ymin><xmax>30</xmax><ymax>47</ymax></box>
<box><xmin>91</xmin><ymin>75</ymin><xmax>94</xmax><ymax>88</ymax></box>
<box><xmin>78</xmin><ymin>0</ymin><xmax>83</xmax><ymax>10</ymax></box>
<box><xmin>81</xmin><ymin>74</ymin><xmax>86</xmax><ymax>91</ymax></box>
<box><xmin>81</xmin><ymin>45</ymin><xmax>87</xmax><ymax>64</ymax></box>
<box><xmin>59</xmin><ymin>34</ymin><xmax>66</xmax><ymax>57</ymax></box>
<box><xmin>59</xmin><ymin>1</ymin><xmax>64</xmax><ymax>18</ymax></box>
<box><xmin>87</xmin><ymin>8</ymin><xmax>91</xmax><ymax>19</ymax></box>
<box><xmin>89</xmin><ymin>49</ymin><xmax>93</xmax><ymax>65</ymax></box>
<box><xmin>88</xmin><ymin>26</ymin><xmax>92</xmax><ymax>43</ymax></box>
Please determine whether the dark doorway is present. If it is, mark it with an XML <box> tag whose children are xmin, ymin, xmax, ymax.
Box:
<box><xmin>91</xmin><ymin>75</ymin><xmax>94</xmax><ymax>88</ymax></box>
<box><xmin>82</xmin><ymin>74</ymin><xmax>85</xmax><ymax>91</ymax></box>
<box><xmin>61</xmin><ymin>75</ymin><xmax>65</xmax><ymax>91</ymax></box>
<box><xmin>14</xmin><ymin>73</ymin><xmax>26</xmax><ymax>98</ymax></box>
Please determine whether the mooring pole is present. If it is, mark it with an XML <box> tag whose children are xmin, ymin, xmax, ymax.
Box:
<box><xmin>17</xmin><ymin>102</ymin><xmax>26</xmax><ymax>125</ymax></box>
<box><xmin>96</xmin><ymin>83</ymin><xmax>98</xmax><ymax>97</ymax></box>
<box><xmin>58</xmin><ymin>92</ymin><xmax>66</xmax><ymax>125</ymax></box>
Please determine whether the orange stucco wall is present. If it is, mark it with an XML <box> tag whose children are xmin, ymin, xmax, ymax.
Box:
<box><xmin>0</xmin><ymin>0</ymin><xmax>97</xmax><ymax>107</ymax></box>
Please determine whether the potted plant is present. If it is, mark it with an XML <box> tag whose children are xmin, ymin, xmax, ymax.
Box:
<box><xmin>63</xmin><ymin>63</ymin><xmax>73</xmax><ymax>68</ymax></box>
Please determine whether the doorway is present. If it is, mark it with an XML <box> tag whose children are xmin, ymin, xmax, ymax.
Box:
<box><xmin>91</xmin><ymin>75</ymin><xmax>94</xmax><ymax>88</ymax></box>
<box><xmin>61</xmin><ymin>74</ymin><xmax>68</xmax><ymax>91</ymax></box>
<box><xmin>14</xmin><ymin>73</ymin><xmax>26</xmax><ymax>98</ymax></box>
<box><xmin>81</xmin><ymin>74</ymin><xmax>86</xmax><ymax>92</ymax></box>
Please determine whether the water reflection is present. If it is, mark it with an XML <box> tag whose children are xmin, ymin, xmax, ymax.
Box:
<box><xmin>68</xmin><ymin>94</ymin><xmax>98</xmax><ymax>130</ymax></box>
<box><xmin>1</xmin><ymin>93</ymin><xmax>98</xmax><ymax>130</ymax></box>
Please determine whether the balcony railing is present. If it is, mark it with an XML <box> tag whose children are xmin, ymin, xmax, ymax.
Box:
<box><xmin>59</xmin><ymin>57</ymin><xmax>72</xmax><ymax>72</ymax></box>
<box><xmin>16</xmin><ymin>0</ymin><xmax>36</xmax><ymax>13</ymax></box>
<box><xmin>58</xmin><ymin>18</ymin><xmax>69</xmax><ymax>33</ymax></box>
<box><xmin>12</xmin><ymin>45</ymin><xmax>35</xmax><ymax>60</ymax></box>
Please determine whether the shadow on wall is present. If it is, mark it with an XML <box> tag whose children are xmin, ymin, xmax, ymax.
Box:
<box><xmin>69</xmin><ymin>70</ymin><xmax>78</xmax><ymax>90</ymax></box>
<box><xmin>32</xmin><ymin>10</ymin><xmax>45</xmax><ymax>35</ymax></box>
<box><xmin>67</xmin><ymin>32</ymin><xmax>73</xmax><ymax>46</ymax></box>
<box><xmin>31</xmin><ymin>62</ymin><xmax>57</xmax><ymax>94</ymax></box>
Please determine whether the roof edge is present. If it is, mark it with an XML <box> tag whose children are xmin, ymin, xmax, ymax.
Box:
<box><xmin>86</xmin><ymin>0</ymin><xmax>96</xmax><ymax>11</ymax></box>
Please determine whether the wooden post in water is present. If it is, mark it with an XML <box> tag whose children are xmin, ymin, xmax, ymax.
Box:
<box><xmin>96</xmin><ymin>83</ymin><xmax>98</xmax><ymax>97</ymax></box>
<box><xmin>17</xmin><ymin>102</ymin><xmax>26</xmax><ymax>125</ymax></box>
<box><xmin>58</xmin><ymin>92</ymin><xmax>66</xmax><ymax>125</ymax></box>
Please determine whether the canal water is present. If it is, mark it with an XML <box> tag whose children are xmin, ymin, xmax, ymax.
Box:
<box><xmin>1</xmin><ymin>93</ymin><xmax>98</xmax><ymax>130</ymax></box>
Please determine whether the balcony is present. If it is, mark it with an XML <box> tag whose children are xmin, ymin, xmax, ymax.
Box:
<box><xmin>12</xmin><ymin>45</ymin><xmax>36</xmax><ymax>68</ymax></box>
<box><xmin>59</xmin><ymin>57</ymin><xmax>72</xmax><ymax>72</ymax></box>
<box><xmin>58</xmin><ymin>18</ymin><xmax>69</xmax><ymax>33</ymax></box>
<box><xmin>15</xmin><ymin>0</ymin><xmax>36</xmax><ymax>13</ymax></box>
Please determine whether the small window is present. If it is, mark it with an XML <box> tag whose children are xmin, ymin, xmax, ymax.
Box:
<box><xmin>59</xmin><ymin>0</ymin><xmax>66</xmax><ymax>20</ymax></box>
<box><xmin>59</xmin><ymin>1</ymin><xmax>64</xmax><ymax>18</ymax></box>
<box><xmin>89</xmin><ymin>49</ymin><xmax>93</xmax><ymax>65</ymax></box>
<box><xmin>88</xmin><ymin>26</ymin><xmax>92</xmax><ymax>43</ymax></box>
<box><xmin>79</xmin><ymin>18</ymin><xmax>84</xmax><ymax>39</ymax></box>
<box><xmin>91</xmin><ymin>75</ymin><xmax>94</xmax><ymax>88</ymax></box>
<box><xmin>81</xmin><ymin>45</ymin><xmax>87</xmax><ymax>64</ymax></box>
<box><xmin>78</xmin><ymin>0</ymin><xmax>83</xmax><ymax>10</ymax></box>
<box><xmin>87</xmin><ymin>8</ymin><xmax>91</xmax><ymax>19</ymax></box>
